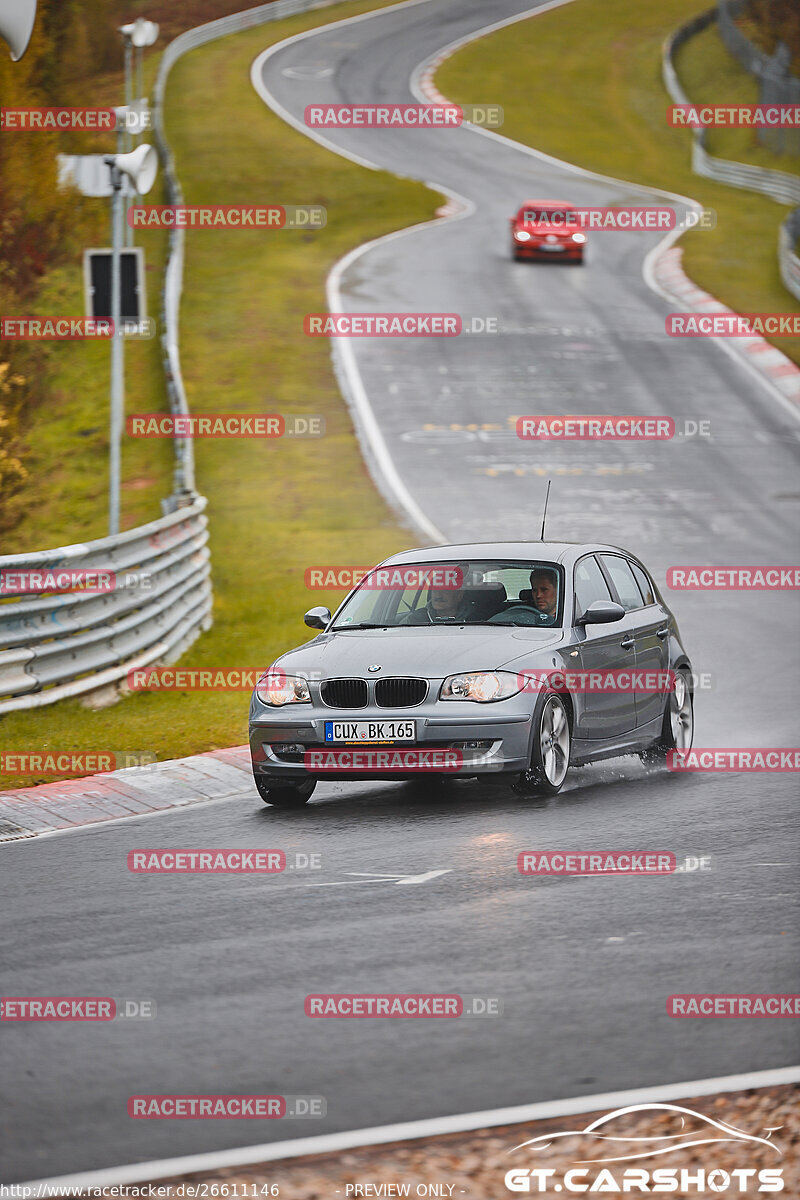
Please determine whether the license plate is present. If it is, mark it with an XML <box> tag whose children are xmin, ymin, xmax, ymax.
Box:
<box><xmin>539</xmin><ymin>243</ymin><xmax>565</xmax><ymax>252</ymax></box>
<box><xmin>324</xmin><ymin>720</ymin><xmax>416</xmax><ymax>743</ymax></box>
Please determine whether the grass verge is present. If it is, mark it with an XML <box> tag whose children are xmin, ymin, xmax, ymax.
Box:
<box><xmin>0</xmin><ymin>0</ymin><xmax>439</xmax><ymax>789</ymax></box>
<box><xmin>436</xmin><ymin>0</ymin><xmax>800</xmax><ymax>364</ymax></box>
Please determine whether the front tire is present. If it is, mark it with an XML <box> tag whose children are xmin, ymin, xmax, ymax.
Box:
<box><xmin>253</xmin><ymin>774</ymin><xmax>316</xmax><ymax>807</ymax></box>
<box><xmin>640</xmin><ymin>668</ymin><xmax>693</xmax><ymax>765</ymax></box>
<box><xmin>515</xmin><ymin>692</ymin><xmax>571</xmax><ymax>796</ymax></box>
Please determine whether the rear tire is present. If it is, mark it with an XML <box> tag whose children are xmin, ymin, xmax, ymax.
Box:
<box><xmin>515</xmin><ymin>692</ymin><xmax>571</xmax><ymax>796</ymax></box>
<box><xmin>640</xmin><ymin>668</ymin><xmax>693</xmax><ymax>766</ymax></box>
<box><xmin>253</xmin><ymin>774</ymin><xmax>316</xmax><ymax>807</ymax></box>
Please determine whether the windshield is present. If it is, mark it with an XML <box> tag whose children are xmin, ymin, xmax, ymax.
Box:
<box><xmin>330</xmin><ymin>561</ymin><xmax>564</xmax><ymax>630</ymax></box>
<box><xmin>518</xmin><ymin>207</ymin><xmax>575</xmax><ymax>226</ymax></box>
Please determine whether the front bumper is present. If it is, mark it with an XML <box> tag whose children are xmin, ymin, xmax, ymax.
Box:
<box><xmin>513</xmin><ymin>239</ymin><xmax>583</xmax><ymax>259</ymax></box>
<box><xmin>249</xmin><ymin>698</ymin><xmax>535</xmax><ymax>782</ymax></box>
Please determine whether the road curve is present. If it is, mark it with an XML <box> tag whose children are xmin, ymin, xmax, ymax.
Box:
<box><xmin>2</xmin><ymin>0</ymin><xmax>798</xmax><ymax>1184</ymax></box>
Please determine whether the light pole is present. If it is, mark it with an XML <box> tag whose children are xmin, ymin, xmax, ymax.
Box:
<box><xmin>103</xmin><ymin>144</ymin><xmax>158</xmax><ymax>535</ymax></box>
<box><xmin>0</xmin><ymin>0</ymin><xmax>37</xmax><ymax>60</ymax></box>
<box><xmin>118</xmin><ymin>19</ymin><xmax>158</xmax><ymax>246</ymax></box>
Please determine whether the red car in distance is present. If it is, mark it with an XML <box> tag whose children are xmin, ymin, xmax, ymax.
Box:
<box><xmin>510</xmin><ymin>199</ymin><xmax>586</xmax><ymax>263</ymax></box>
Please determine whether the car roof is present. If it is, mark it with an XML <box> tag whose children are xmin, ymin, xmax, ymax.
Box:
<box><xmin>517</xmin><ymin>199</ymin><xmax>576</xmax><ymax>209</ymax></box>
<box><xmin>378</xmin><ymin>542</ymin><xmax>638</xmax><ymax>569</ymax></box>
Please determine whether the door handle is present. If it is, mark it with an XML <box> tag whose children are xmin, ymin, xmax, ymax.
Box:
<box><xmin>657</xmin><ymin>626</ymin><xmax>669</xmax><ymax>639</ymax></box>
<box><xmin>620</xmin><ymin>636</ymin><xmax>635</xmax><ymax>650</ymax></box>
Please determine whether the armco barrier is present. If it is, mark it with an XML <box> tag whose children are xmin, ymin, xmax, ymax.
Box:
<box><xmin>0</xmin><ymin>498</ymin><xmax>211</xmax><ymax>713</ymax></box>
<box><xmin>663</xmin><ymin>8</ymin><xmax>800</xmax><ymax>305</ymax></box>
<box><xmin>779</xmin><ymin>207</ymin><xmax>800</xmax><ymax>302</ymax></box>
<box><xmin>663</xmin><ymin>11</ymin><xmax>800</xmax><ymax>208</ymax></box>
<box><xmin>717</xmin><ymin>0</ymin><xmax>800</xmax><ymax>156</ymax></box>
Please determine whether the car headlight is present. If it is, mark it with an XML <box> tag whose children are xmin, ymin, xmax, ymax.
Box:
<box><xmin>571</xmin><ymin>233</ymin><xmax>586</xmax><ymax>243</ymax></box>
<box><xmin>514</xmin><ymin>230</ymin><xmax>531</xmax><ymax>242</ymax></box>
<box><xmin>256</xmin><ymin>671</ymin><xmax>311</xmax><ymax>706</ymax></box>
<box><xmin>440</xmin><ymin>671</ymin><xmax>522</xmax><ymax>702</ymax></box>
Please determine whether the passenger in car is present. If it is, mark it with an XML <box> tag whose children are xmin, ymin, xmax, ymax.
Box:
<box><xmin>401</xmin><ymin>586</ymin><xmax>470</xmax><ymax>624</ymax></box>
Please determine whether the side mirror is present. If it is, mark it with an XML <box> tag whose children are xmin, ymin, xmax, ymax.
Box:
<box><xmin>304</xmin><ymin>606</ymin><xmax>331</xmax><ymax>631</ymax></box>
<box><xmin>576</xmin><ymin>600</ymin><xmax>625</xmax><ymax>626</ymax></box>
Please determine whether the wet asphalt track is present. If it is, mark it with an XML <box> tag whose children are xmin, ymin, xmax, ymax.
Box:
<box><xmin>2</xmin><ymin>0</ymin><xmax>799</xmax><ymax>1183</ymax></box>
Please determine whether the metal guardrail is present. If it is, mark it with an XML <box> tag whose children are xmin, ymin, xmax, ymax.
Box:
<box><xmin>663</xmin><ymin>9</ymin><xmax>800</xmax><ymax>304</ymax></box>
<box><xmin>779</xmin><ymin>207</ymin><xmax>800</xmax><ymax>302</ymax></box>
<box><xmin>663</xmin><ymin>10</ymin><xmax>800</xmax><ymax>207</ymax></box>
<box><xmin>0</xmin><ymin>498</ymin><xmax>211</xmax><ymax>712</ymax></box>
<box><xmin>717</xmin><ymin>0</ymin><xmax>800</xmax><ymax>156</ymax></box>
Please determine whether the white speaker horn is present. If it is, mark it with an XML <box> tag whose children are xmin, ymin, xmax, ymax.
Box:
<box><xmin>112</xmin><ymin>144</ymin><xmax>158</xmax><ymax>195</ymax></box>
<box><xmin>0</xmin><ymin>0</ymin><xmax>37</xmax><ymax>61</ymax></box>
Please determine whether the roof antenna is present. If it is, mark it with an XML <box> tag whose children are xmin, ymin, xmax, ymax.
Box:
<box><xmin>540</xmin><ymin>479</ymin><xmax>551</xmax><ymax>541</ymax></box>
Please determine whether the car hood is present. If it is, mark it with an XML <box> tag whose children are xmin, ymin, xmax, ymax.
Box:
<box><xmin>274</xmin><ymin>626</ymin><xmax>566</xmax><ymax>678</ymax></box>
<box><xmin>514</xmin><ymin>222</ymin><xmax>574</xmax><ymax>236</ymax></box>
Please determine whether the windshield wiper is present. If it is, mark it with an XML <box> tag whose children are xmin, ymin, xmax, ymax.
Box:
<box><xmin>331</xmin><ymin>622</ymin><xmax>388</xmax><ymax>630</ymax></box>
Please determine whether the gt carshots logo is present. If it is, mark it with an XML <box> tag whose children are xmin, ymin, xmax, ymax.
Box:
<box><xmin>503</xmin><ymin>1103</ymin><xmax>784</xmax><ymax>1193</ymax></box>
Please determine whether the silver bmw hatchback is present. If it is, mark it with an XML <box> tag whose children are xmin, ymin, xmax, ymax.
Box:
<box><xmin>248</xmin><ymin>542</ymin><xmax>694</xmax><ymax>806</ymax></box>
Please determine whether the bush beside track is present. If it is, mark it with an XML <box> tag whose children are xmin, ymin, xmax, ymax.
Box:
<box><xmin>436</xmin><ymin>0</ymin><xmax>800</xmax><ymax>366</ymax></box>
<box><xmin>0</xmin><ymin>0</ymin><xmax>439</xmax><ymax>790</ymax></box>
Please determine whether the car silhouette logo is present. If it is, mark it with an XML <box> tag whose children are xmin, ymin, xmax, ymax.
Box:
<box><xmin>508</xmin><ymin>1103</ymin><xmax>783</xmax><ymax>1164</ymax></box>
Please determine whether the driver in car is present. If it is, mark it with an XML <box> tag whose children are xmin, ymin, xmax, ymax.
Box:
<box><xmin>529</xmin><ymin>567</ymin><xmax>559</xmax><ymax>619</ymax></box>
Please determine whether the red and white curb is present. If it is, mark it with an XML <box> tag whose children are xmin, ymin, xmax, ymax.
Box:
<box><xmin>0</xmin><ymin>746</ymin><xmax>252</xmax><ymax>842</ymax></box>
<box><xmin>652</xmin><ymin>246</ymin><xmax>800</xmax><ymax>407</ymax></box>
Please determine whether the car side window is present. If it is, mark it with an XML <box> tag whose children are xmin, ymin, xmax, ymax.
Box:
<box><xmin>574</xmin><ymin>555</ymin><xmax>611</xmax><ymax>619</ymax></box>
<box><xmin>630</xmin><ymin>561</ymin><xmax>655</xmax><ymax>606</ymax></box>
<box><xmin>600</xmin><ymin>555</ymin><xmax>643</xmax><ymax>612</ymax></box>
